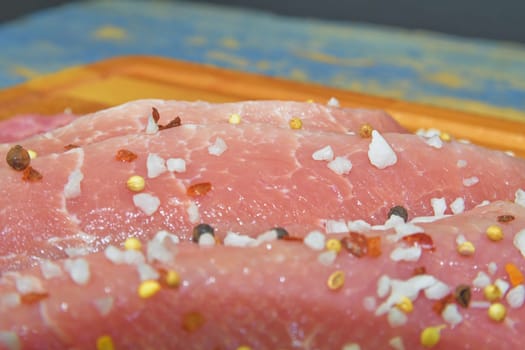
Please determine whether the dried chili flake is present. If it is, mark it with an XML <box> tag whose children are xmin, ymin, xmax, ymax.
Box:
<box><xmin>359</xmin><ymin>123</ymin><xmax>373</xmax><ymax>138</ymax></box>
<box><xmin>6</xmin><ymin>145</ymin><xmax>30</xmax><ymax>171</ymax></box>
<box><xmin>454</xmin><ymin>284</ymin><xmax>471</xmax><ymax>308</ymax></box>
<box><xmin>182</xmin><ymin>311</ymin><xmax>205</xmax><ymax>332</ymax></box>
<box><xmin>341</xmin><ymin>232</ymin><xmax>368</xmax><ymax>257</ymax></box>
<box><xmin>152</xmin><ymin>107</ymin><xmax>161</xmax><ymax>123</ymax></box>
<box><xmin>505</xmin><ymin>263</ymin><xmax>524</xmax><ymax>287</ymax></box>
<box><xmin>21</xmin><ymin>292</ymin><xmax>49</xmax><ymax>304</ymax></box>
<box><xmin>432</xmin><ymin>293</ymin><xmax>455</xmax><ymax>315</ymax></box>
<box><xmin>413</xmin><ymin>266</ymin><xmax>427</xmax><ymax>275</ymax></box>
<box><xmin>402</xmin><ymin>233</ymin><xmax>435</xmax><ymax>251</ymax></box>
<box><xmin>22</xmin><ymin>166</ymin><xmax>43</xmax><ymax>182</ymax></box>
<box><xmin>366</xmin><ymin>236</ymin><xmax>382</xmax><ymax>257</ymax></box>
<box><xmin>159</xmin><ymin>116</ymin><xmax>181</xmax><ymax>130</ymax></box>
<box><xmin>115</xmin><ymin>149</ymin><xmax>138</xmax><ymax>162</ymax></box>
<box><xmin>281</xmin><ymin>235</ymin><xmax>303</xmax><ymax>242</ymax></box>
<box><xmin>64</xmin><ymin>144</ymin><xmax>80</xmax><ymax>150</ymax></box>
<box><xmin>497</xmin><ymin>215</ymin><xmax>515</xmax><ymax>223</ymax></box>
<box><xmin>187</xmin><ymin>182</ymin><xmax>212</xmax><ymax>197</ymax></box>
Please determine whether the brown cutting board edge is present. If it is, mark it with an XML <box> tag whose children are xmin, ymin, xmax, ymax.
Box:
<box><xmin>1</xmin><ymin>55</ymin><xmax>524</xmax><ymax>157</ymax></box>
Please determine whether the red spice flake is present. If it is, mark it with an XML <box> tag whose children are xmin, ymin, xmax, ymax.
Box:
<box><xmin>6</xmin><ymin>145</ymin><xmax>30</xmax><ymax>171</ymax></box>
<box><xmin>505</xmin><ymin>263</ymin><xmax>524</xmax><ymax>287</ymax></box>
<box><xmin>159</xmin><ymin>116</ymin><xmax>182</xmax><ymax>130</ymax></box>
<box><xmin>413</xmin><ymin>266</ymin><xmax>427</xmax><ymax>275</ymax></box>
<box><xmin>498</xmin><ymin>215</ymin><xmax>515</xmax><ymax>223</ymax></box>
<box><xmin>152</xmin><ymin>107</ymin><xmax>161</xmax><ymax>123</ymax></box>
<box><xmin>454</xmin><ymin>284</ymin><xmax>471</xmax><ymax>308</ymax></box>
<box><xmin>182</xmin><ymin>311</ymin><xmax>205</xmax><ymax>332</ymax></box>
<box><xmin>432</xmin><ymin>293</ymin><xmax>455</xmax><ymax>315</ymax></box>
<box><xmin>115</xmin><ymin>149</ymin><xmax>138</xmax><ymax>162</ymax></box>
<box><xmin>366</xmin><ymin>236</ymin><xmax>382</xmax><ymax>257</ymax></box>
<box><xmin>64</xmin><ymin>144</ymin><xmax>80</xmax><ymax>150</ymax></box>
<box><xmin>22</xmin><ymin>166</ymin><xmax>43</xmax><ymax>182</ymax></box>
<box><xmin>341</xmin><ymin>232</ymin><xmax>368</xmax><ymax>257</ymax></box>
<box><xmin>21</xmin><ymin>292</ymin><xmax>49</xmax><ymax>304</ymax></box>
<box><xmin>281</xmin><ymin>235</ymin><xmax>304</xmax><ymax>242</ymax></box>
<box><xmin>187</xmin><ymin>182</ymin><xmax>212</xmax><ymax>197</ymax></box>
<box><xmin>402</xmin><ymin>232</ymin><xmax>435</xmax><ymax>251</ymax></box>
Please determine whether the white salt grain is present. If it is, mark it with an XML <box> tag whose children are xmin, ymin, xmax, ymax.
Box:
<box><xmin>347</xmin><ymin>219</ymin><xmax>372</xmax><ymax>232</ymax></box>
<box><xmin>64</xmin><ymin>169</ymin><xmax>84</xmax><ymax>199</ymax></box>
<box><xmin>133</xmin><ymin>193</ymin><xmax>161</xmax><ymax>216</ymax></box>
<box><xmin>93</xmin><ymin>296</ymin><xmax>114</xmax><ymax>317</ymax></box>
<box><xmin>457</xmin><ymin>159</ymin><xmax>467</xmax><ymax>168</ymax></box>
<box><xmin>147</xmin><ymin>239</ymin><xmax>174</xmax><ymax>263</ymax></box>
<box><xmin>122</xmin><ymin>250</ymin><xmax>146</xmax><ymax>265</ymax></box>
<box><xmin>317</xmin><ymin>250</ymin><xmax>337</xmax><ymax>266</ymax></box>
<box><xmin>15</xmin><ymin>275</ymin><xmax>44</xmax><ymax>294</ymax></box>
<box><xmin>187</xmin><ymin>201</ymin><xmax>200</xmax><ymax>224</ymax></box>
<box><xmin>327</xmin><ymin>156</ymin><xmax>352</xmax><ymax>175</ymax></box>
<box><xmin>377</xmin><ymin>275</ymin><xmax>391</xmax><ymax>298</ymax></box>
<box><xmin>198</xmin><ymin>233</ymin><xmax>216</xmax><ymax>246</ymax></box>
<box><xmin>456</xmin><ymin>234</ymin><xmax>467</xmax><ymax>245</ymax></box>
<box><xmin>303</xmin><ymin>231</ymin><xmax>326</xmax><ymax>251</ymax></box>
<box><xmin>424</xmin><ymin>281</ymin><xmax>451</xmax><ymax>300</ymax></box>
<box><xmin>166</xmin><ymin>158</ymin><xmax>186</xmax><ymax>173</ymax></box>
<box><xmin>153</xmin><ymin>230</ymin><xmax>180</xmax><ymax>245</ymax></box>
<box><xmin>513</xmin><ymin>229</ymin><xmax>525</xmax><ymax>257</ymax></box>
<box><xmin>224</xmin><ymin>232</ymin><xmax>257</xmax><ymax>247</ymax></box>
<box><xmin>384</xmin><ymin>214</ymin><xmax>405</xmax><ymax>229</ymax></box>
<box><xmin>387</xmin><ymin>307</ymin><xmax>408</xmax><ymax>327</ymax></box>
<box><xmin>312</xmin><ymin>145</ymin><xmax>334</xmax><ymax>161</ymax></box>
<box><xmin>470</xmin><ymin>301</ymin><xmax>491</xmax><ymax>308</ymax></box>
<box><xmin>450</xmin><ymin>197</ymin><xmax>465</xmax><ymax>214</ymax></box>
<box><xmin>389</xmin><ymin>336</ymin><xmax>405</xmax><ymax>350</ymax></box>
<box><xmin>488</xmin><ymin>262</ymin><xmax>498</xmax><ymax>275</ymax></box>
<box><xmin>390</xmin><ymin>246</ymin><xmax>422</xmax><ymax>262</ymax></box>
<box><xmin>40</xmin><ymin>260</ymin><xmax>63</xmax><ymax>280</ymax></box>
<box><xmin>494</xmin><ymin>278</ymin><xmax>510</xmax><ymax>296</ymax></box>
<box><xmin>506</xmin><ymin>285</ymin><xmax>525</xmax><ymax>308</ymax></box>
<box><xmin>442</xmin><ymin>303</ymin><xmax>463</xmax><ymax>327</ymax></box>
<box><xmin>208</xmin><ymin>137</ymin><xmax>227</xmax><ymax>156</ymax></box>
<box><xmin>515</xmin><ymin>189</ymin><xmax>525</xmax><ymax>207</ymax></box>
<box><xmin>64</xmin><ymin>258</ymin><xmax>90</xmax><ymax>285</ymax></box>
<box><xmin>425</xmin><ymin>135</ymin><xmax>443</xmax><ymax>149</ymax></box>
<box><xmin>137</xmin><ymin>262</ymin><xmax>160</xmax><ymax>281</ymax></box>
<box><xmin>368</xmin><ymin>130</ymin><xmax>397</xmax><ymax>169</ymax></box>
<box><xmin>363</xmin><ymin>296</ymin><xmax>377</xmax><ymax>311</ymax></box>
<box><xmin>341</xmin><ymin>343</ymin><xmax>360</xmax><ymax>350</ymax></box>
<box><xmin>462</xmin><ymin>176</ymin><xmax>479</xmax><ymax>187</ymax></box>
<box><xmin>145</xmin><ymin>114</ymin><xmax>159</xmax><ymax>134</ymax></box>
<box><xmin>325</xmin><ymin>219</ymin><xmax>349</xmax><ymax>234</ymax></box>
<box><xmin>255</xmin><ymin>229</ymin><xmax>278</xmax><ymax>244</ymax></box>
<box><xmin>431</xmin><ymin>197</ymin><xmax>446</xmax><ymax>216</ymax></box>
<box><xmin>327</xmin><ymin>97</ymin><xmax>340</xmax><ymax>107</ymax></box>
<box><xmin>104</xmin><ymin>245</ymin><xmax>124</xmax><ymax>264</ymax></box>
<box><xmin>147</xmin><ymin>153</ymin><xmax>167</xmax><ymax>178</ymax></box>
<box><xmin>472</xmin><ymin>271</ymin><xmax>491</xmax><ymax>288</ymax></box>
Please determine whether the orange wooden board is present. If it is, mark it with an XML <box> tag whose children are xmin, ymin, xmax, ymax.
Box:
<box><xmin>1</xmin><ymin>55</ymin><xmax>524</xmax><ymax>157</ymax></box>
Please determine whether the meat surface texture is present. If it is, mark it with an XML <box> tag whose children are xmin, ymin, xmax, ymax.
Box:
<box><xmin>1</xmin><ymin>99</ymin><xmax>525</xmax><ymax>349</ymax></box>
<box><xmin>0</xmin><ymin>113</ymin><xmax>76</xmax><ymax>143</ymax></box>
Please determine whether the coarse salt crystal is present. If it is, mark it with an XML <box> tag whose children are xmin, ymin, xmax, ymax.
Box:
<box><xmin>187</xmin><ymin>201</ymin><xmax>200</xmax><ymax>224</ymax></box>
<box><xmin>0</xmin><ymin>331</ymin><xmax>20</xmax><ymax>350</ymax></box>
<box><xmin>15</xmin><ymin>275</ymin><xmax>45</xmax><ymax>294</ymax></box>
<box><xmin>312</xmin><ymin>145</ymin><xmax>334</xmax><ymax>161</ymax></box>
<box><xmin>64</xmin><ymin>258</ymin><xmax>90</xmax><ymax>285</ymax></box>
<box><xmin>64</xmin><ymin>169</ymin><xmax>84</xmax><ymax>199</ymax></box>
<box><xmin>387</xmin><ymin>222</ymin><xmax>424</xmax><ymax>242</ymax></box>
<box><xmin>456</xmin><ymin>159</ymin><xmax>467</xmax><ymax>168</ymax></box>
<box><xmin>377</xmin><ymin>275</ymin><xmax>391</xmax><ymax>298</ymax></box>
<box><xmin>470</xmin><ymin>301</ymin><xmax>491</xmax><ymax>308</ymax></box>
<box><xmin>133</xmin><ymin>193</ymin><xmax>161</xmax><ymax>216</ymax></box>
<box><xmin>390</xmin><ymin>246</ymin><xmax>422</xmax><ymax>262</ymax></box>
<box><xmin>472</xmin><ymin>271</ymin><xmax>491</xmax><ymax>288</ymax></box>
<box><xmin>494</xmin><ymin>278</ymin><xmax>510</xmax><ymax>296</ymax></box>
<box><xmin>431</xmin><ymin>197</ymin><xmax>446</xmax><ymax>216</ymax></box>
<box><xmin>147</xmin><ymin>153</ymin><xmax>167</xmax><ymax>178</ymax></box>
<box><xmin>505</xmin><ymin>150</ymin><xmax>515</xmax><ymax>157</ymax></box>
<box><xmin>476</xmin><ymin>200</ymin><xmax>491</xmax><ymax>207</ymax></box>
<box><xmin>153</xmin><ymin>230</ymin><xmax>180</xmax><ymax>245</ymax></box>
<box><xmin>506</xmin><ymin>285</ymin><xmax>525</xmax><ymax>308</ymax></box>
<box><xmin>450</xmin><ymin>197</ymin><xmax>465</xmax><ymax>214</ymax></box>
<box><xmin>442</xmin><ymin>303</ymin><xmax>463</xmax><ymax>327</ymax></box>
<box><xmin>387</xmin><ymin>307</ymin><xmax>407</xmax><ymax>327</ymax></box>
<box><xmin>424</xmin><ymin>281</ymin><xmax>451</xmax><ymax>300</ymax></box>
<box><xmin>363</xmin><ymin>296</ymin><xmax>377</xmax><ymax>311</ymax></box>
<box><xmin>347</xmin><ymin>219</ymin><xmax>372</xmax><ymax>232</ymax></box>
<box><xmin>224</xmin><ymin>232</ymin><xmax>257</xmax><ymax>247</ymax></box>
<box><xmin>463</xmin><ymin>176</ymin><xmax>479</xmax><ymax>187</ymax></box>
<box><xmin>416</xmin><ymin>128</ymin><xmax>441</xmax><ymax>138</ymax></box>
<box><xmin>93</xmin><ymin>296</ymin><xmax>114</xmax><ymax>317</ymax></box>
<box><xmin>198</xmin><ymin>233</ymin><xmax>216</xmax><ymax>246</ymax></box>
<box><xmin>425</xmin><ymin>135</ymin><xmax>443</xmax><ymax>149</ymax></box>
<box><xmin>208</xmin><ymin>137</ymin><xmax>227</xmax><ymax>156</ymax></box>
<box><xmin>488</xmin><ymin>262</ymin><xmax>498</xmax><ymax>275</ymax></box>
<box><xmin>40</xmin><ymin>260</ymin><xmax>63</xmax><ymax>280</ymax></box>
<box><xmin>513</xmin><ymin>229</ymin><xmax>525</xmax><ymax>257</ymax></box>
<box><xmin>317</xmin><ymin>250</ymin><xmax>337</xmax><ymax>266</ymax></box>
<box><xmin>303</xmin><ymin>230</ymin><xmax>326</xmax><ymax>250</ymax></box>
<box><xmin>122</xmin><ymin>250</ymin><xmax>146</xmax><ymax>265</ymax></box>
<box><xmin>145</xmin><ymin>114</ymin><xmax>159</xmax><ymax>134</ymax></box>
<box><xmin>456</xmin><ymin>234</ymin><xmax>467</xmax><ymax>245</ymax></box>
<box><xmin>166</xmin><ymin>158</ymin><xmax>186</xmax><ymax>173</ymax></box>
<box><xmin>515</xmin><ymin>189</ymin><xmax>525</xmax><ymax>207</ymax></box>
<box><xmin>384</xmin><ymin>214</ymin><xmax>405</xmax><ymax>229</ymax></box>
<box><xmin>105</xmin><ymin>245</ymin><xmax>124</xmax><ymax>264</ymax></box>
<box><xmin>368</xmin><ymin>130</ymin><xmax>397</xmax><ymax>169</ymax></box>
<box><xmin>327</xmin><ymin>156</ymin><xmax>352</xmax><ymax>175</ymax></box>
<box><xmin>389</xmin><ymin>336</ymin><xmax>405</xmax><ymax>350</ymax></box>
<box><xmin>137</xmin><ymin>262</ymin><xmax>160</xmax><ymax>281</ymax></box>
<box><xmin>342</xmin><ymin>343</ymin><xmax>361</xmax><ymax>350</ymax></box>
<box><xmin>255</xmin><ymin>229</ymin><xmax>278</xmax><ymax>244</ymax></box>
<box><xmin>325</xmin><ymin>219</ymin><xmax>349</xmax><ymax>234</ymax></box>
<box><xmin>410</xmin><ymin>215</ymin><xmax>448</xmax><ymax>224</ymax></box>
<box><xmin>147</xmin><ymin>239</ymin><xmax>174</xmax><ymax>263</ymax></box>
<box><xmin>327</xmin><ymin>97</ymin><xmax>340</xmax><ymax>107</ymax></box>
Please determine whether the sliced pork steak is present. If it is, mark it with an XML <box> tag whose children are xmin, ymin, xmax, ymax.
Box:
<box><xmin>1</xmin><ymin>201</ymin><xmax>525</xmax><ymax>349</ymax></box>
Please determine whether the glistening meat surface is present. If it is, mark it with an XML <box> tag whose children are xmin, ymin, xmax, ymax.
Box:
<box><xmin>1</xmin><ymin>120</ymin><xmax>524</xmax><ymax>272</ymax></box>
<box><xmin>1</xmin><ymin>201</ymin><xmax>525</xmax><ymax>349</ymax></box>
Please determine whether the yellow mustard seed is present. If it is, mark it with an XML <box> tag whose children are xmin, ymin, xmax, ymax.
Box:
<box><xmin>420</xmin><ymin>325</ymin><xmax>446</xmax><ymax>348</ymax></box>
<box><xmin>126</xmin><ymin>175</ymin><xmax>145</xmax><ymax>192</ymax></box>
<box><xmin>326</xmin><ymin>238</ymin><xmax>342</xmax><ymax>253</ymax></box>
<box><xmin>138</xmin><ymin>280</ymin><xmax>161</xmax><ymax>299</ymax></box>
<box><xmin>439</xmin><ymin>132</ymin><xmax>452</xmax><ymax>142</ymax></box>
<box><xmin>486</xmin><ymin>225</ymin><xmax>504</xmax><ymax>241</ymax></box>
<box><xmin>483</xmin><ymin>284</ymin><xmax>502</xmax><ymax>302</ymax></box>
<box><xmin>96</xmin><ymin>335</ymin><xmax>115</xmax><ymax>350</ymax></box>
<box><xmin>27</xmin><ymin>149</ymin><xmax>38</xmax><ymax>159</ymax></box>
<box><xmin>289</xmin><ymin>117</ymin><xmax>303</xmax><ymax>130</ymax></box>
<box><xmin>306</xmin><ymin>99</ymin><xmax>314</xmax><ymax>103</ymax></box>
<box><xmin>488</xmin><ymin>302</ymin><xmax>506</xmax><ymax>322</ymax></box>
<box><xmin>327</xmin><ymin>270</ymin><xmax>345</xmax><ymax>291</ymax></box>
<box><xmin>165</xmin><ymin>270</ymin><xmax>181</xmax><ymax>287</ymax></box>
<box><xmin>124</xmin><ymin>237</ymin><xmax>142</xmax><ymax>251</ymax></box>
<box><xmin>359</xmin><ymin>123</ymin><xmax>373</xmax><ymax>138</ymax></box>
<box><xmin>237</xmin><ymin>346</ymin><xmax>252</xmax><ymax>350</ymax></box>
<box><xmin>457</xmin><ymin>241</ymin><xmax>475</xmax><ymax>256</ymax></box>
<box><xmin>396</xmin><ymin>296</ymin><xmax>414</xmax><ymax>313</ymax></box>
<box><xmin>228</xmin><ymin>113</ymin><xmax>241</xmax><ymax>125</ymax></box>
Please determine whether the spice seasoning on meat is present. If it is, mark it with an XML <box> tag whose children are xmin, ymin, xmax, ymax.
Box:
<box><xmin>138</xmin><ymin>280</ymin><xmax>161</xmax><ymax>299</ymax></box>
<box><xmin>387</xmin><ymin>205</ymin><xmax>408</xmax><ymax>222</ymax></box>
<box><xmin>20</xmin><ymin>292</ymin><xmax>50</xmax><ymax>304</ymax></box>
<box><xmin>126</xmin><ymin>175</ymin><xmax>145</xmax><ymax>192</ymax></box>
<box><xmin>326</xmin><ymin>238</ymin><xmax>342</xmax><ymax>253</ymax></box>
<box><xmin>96</xmin><ymin>335</ymin><xmax>115</xmax><ymax>350</ymax></box>
<box><xmin>484</xmin><ymin>284</ymin><xmax>502</xmax><ymax>301</ymax></box>
<box><xmin>488</xmin><ymin>303</ymin><xmax>506</xmax><ymax>322</ymax></box>
<box><xmin>289</xmin><ymin>117</ymin><xmax>303</xmax><ymax>130</ymax></box>
<box><xmin>359</xmin><ymin>123</ymin><xmax>373</xmax><ymax>138</ymax></box>
<box><xmin>192</xmin><ymin>223</ymin><xmax>215</xmax><ymax>243</ymax></box>
<box><xmin>432</xmin><ymin>294</ymin><xmax>455</xmax><ymax>315</ymax></box>
<box><xmin>413</xmin><ymin>266</ymin><xmax>427</xmax><ymax>275</ymax></box>
<box><xmin>187</xmin><ymin>182</ymin><xmax>212</xmax><ymax>197</ymax></box>
<box><xmin>366</xmin><ymin>236</ymin><xmax>382</xmax><ymax>257</ymax></box>
<box><xmin>327</xmin><ymin>270</ymin><xmax>345</xmax><ymax>290</ymax></box>
<box><xmin>505</xmin><ymin>263</ymin><xmax>524</xmax><ymax>287</ymax></box>
<box><xmin>64</xmin><ymin>144</ymin><xmax>80</xmax><ymax>150</ymax></box>
<box><xmin>497</xmin><ymin>214</ymin><xmax>515</xmax><ymax>223</ymax></box>
<box><xmin>486</xmin><ymin>225</ymin><xmax>504</xmax><ymax>241</ymax></box>
<box><xmin>420</xmin><ymin>325</ymin><xmax>446</xmax><ymax>348</ymax></box>
<box><xmin>454</xmin><ymin>285</ymin><xmax>471</xmax><ymax>308</ymax></box>
<box><xmin>159</xmin><ymin>116</ymin><xmax>181</xmax><ymax>130</ymax></box>
<box><xmin>457</xmin><ymin>241</ymin><xmax>475</xmax><ymax>256</ymax></box>
<box><xmin>182</xmin><ymin>311</ymin><xmax>206</xmax><ymax>332</ymax></box>
<box><xmin>22</xmin><ymin>166</ymin><xmax>43</xmax><ymax>182</ymax></box>
<box><xmin>152</xmin><ymin>107</ymin><xmax>161</xmax><ymax>123</ymax></box>
<box><xmin>341</xmin><ymin>233</ymin><xmax>368</xmax><ymax>257</ymax></box>
<box><xmin>115</xmin><ymin>149</ymin><xmax>138</xmax><ymax>162</ymax></box>
<box><xmin>6</xmin><ymin>145</ymin><xmax>30</xmax><ymax>170</ymax></box>
<box><xmin>402</xmin><ymin>233</ymin><xmax>435</xmax><ymax>251</ymax></box>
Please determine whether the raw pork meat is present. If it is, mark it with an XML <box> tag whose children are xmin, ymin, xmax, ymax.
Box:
<box><xmin>0</xmin><ymin>113</ymin><xmax>76</xmax><ymax>143</ymax></box>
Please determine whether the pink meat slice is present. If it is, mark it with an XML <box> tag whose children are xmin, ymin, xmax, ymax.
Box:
<box><xmin>0</xmin><ymin>113</ymin><xmax>76</xmax><ymax>143</ymax></box>
<box><xmin>0</xmin><ymin>100</ymin><xmax>405</xmax><ymax>157</ymax></box>
<box><xmin>1</xmin><ymin>201</ymin><xmax>525</xmax><ymax>349</ymax></box>
<box><xmin>1</xmin><ymin>122</ymin><xmax>524</xmax><ymax>272</ymax></box>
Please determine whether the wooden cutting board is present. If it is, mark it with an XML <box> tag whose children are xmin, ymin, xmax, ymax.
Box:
<box><xmin>1</xmin><ymin>55</ymin><xmax>524</xmax><ymax>157</ymax></box>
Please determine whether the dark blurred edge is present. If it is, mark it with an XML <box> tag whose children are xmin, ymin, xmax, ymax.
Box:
<box><xmin>1</xmin><ymin>0</ymin><xmax>524</xmax><ymax>44</ymax></box>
